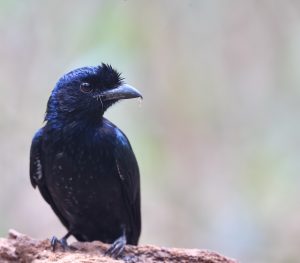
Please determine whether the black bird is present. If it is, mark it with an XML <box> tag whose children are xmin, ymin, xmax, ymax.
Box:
<box><xmin>30</xmin><ymin>63</ymin><xmax>142</xmax><ymax>257</ymax></box>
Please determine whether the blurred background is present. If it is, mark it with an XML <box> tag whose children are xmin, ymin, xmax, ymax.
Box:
<box><xmin>0</xmin><ymin>0</ymin><xmax>300</xmax><ymax>262</ymax></box>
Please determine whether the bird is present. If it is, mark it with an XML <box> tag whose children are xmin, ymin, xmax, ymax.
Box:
<box><xmin>29</xmin><ymin>63</ymin><xmax>142</xmax><ymax>257</ymax></box>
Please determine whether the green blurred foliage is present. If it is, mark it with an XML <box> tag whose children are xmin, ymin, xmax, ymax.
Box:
<box><xmin>0</xmin><ymin>1</ymin><xmax>300</xmax><ymax>262</ymax></box>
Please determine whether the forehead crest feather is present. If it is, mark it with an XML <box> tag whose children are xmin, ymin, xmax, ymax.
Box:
<box><xmin>97</xmin><ymin>63</ymin><xmax>124</xmax><ymax>87</ymax></box>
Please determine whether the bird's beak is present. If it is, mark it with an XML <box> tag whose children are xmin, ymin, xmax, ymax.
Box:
<box><xmin>100</xmin><ymin>84</ymin><xmax>143</xmax><ymax>101</ymax></box>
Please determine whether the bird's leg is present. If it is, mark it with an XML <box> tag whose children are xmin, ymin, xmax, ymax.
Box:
<box><xmin>51</xmin><ymin>231</ymin><xmax>71</xmax><ymax>251</ymax></box>
<box><xmin>105</xmin><ymin>226</ymin><xmax>127</xmax><ymax>258</ymax></box>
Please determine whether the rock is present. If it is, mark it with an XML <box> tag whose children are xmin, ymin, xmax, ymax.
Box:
<box><xmin>0</xmin><ymin>229</ymin><xmax>238</xmax><ymax>263</ymax></box>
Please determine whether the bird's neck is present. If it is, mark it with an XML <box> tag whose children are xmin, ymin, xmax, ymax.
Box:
<box><xmin>46</xmin><ymin>113</ymin><xmax>105</xmax><ymax>134</ymax></box>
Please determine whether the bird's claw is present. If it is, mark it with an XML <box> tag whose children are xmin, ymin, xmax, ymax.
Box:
<box><xmin>105</xmin><ymin>235</ymin><xmax>126</xmax><ymax>258</ymax></box>
<box><xmin>51</xmin><ymin>236</ymin><xmax>69</xmax><ymax>251</ymax></box>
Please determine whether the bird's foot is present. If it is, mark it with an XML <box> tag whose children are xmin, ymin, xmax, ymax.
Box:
<box><xmin>51</xmin><ymin>236</ymin><xmax>69</xmax><ymax>251</ymax></box>
<box><xmin>105</xmin><ymin>235</ymin><xmax>127</xmax><ymax>258</ymax></box>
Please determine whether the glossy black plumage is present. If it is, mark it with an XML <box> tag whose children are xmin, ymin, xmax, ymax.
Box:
<box><xmin>30</xmin><ymin>64</ymin><xmax>142</xmax><ymax>255</ymax></box>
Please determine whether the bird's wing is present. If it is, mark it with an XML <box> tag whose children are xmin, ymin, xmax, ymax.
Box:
<box><xmin>30</xmin><ymin>128</ymin><xmax>69</xmax><ymax>228</ymax></box>
<box><xmin>115</xmin><ymin>133</ymin><xmax>141</xmax><ymax>244</ymax></box>
<box><xmin>30</xmin><ymin>129</ymin><xmax>45</xmax><ymax>188</ymax></box>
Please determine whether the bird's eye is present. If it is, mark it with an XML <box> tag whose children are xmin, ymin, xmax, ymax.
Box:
<box><xmin>80</xmin><ymin>82</ymin><xmax>93</xmax><ymax>93</ymax></box>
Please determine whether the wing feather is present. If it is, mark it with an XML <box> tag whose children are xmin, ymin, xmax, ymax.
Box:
<box><xmin>114</xmin><ymin>131</ymin><xmax>141</xmax><ymax>244</ymax></box>
<box><xmin>30</xmin><ymin>128</ymin><xmax>70</xmax><ymax>228</ymax></box>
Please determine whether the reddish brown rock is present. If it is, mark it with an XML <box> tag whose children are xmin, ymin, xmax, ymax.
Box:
<box><xmin>0</xmin><ymin>230</ymin><xmax>237</xmax><ymax>263</ymax></box>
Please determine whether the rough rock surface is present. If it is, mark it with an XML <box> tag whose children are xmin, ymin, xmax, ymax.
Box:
<box><xmin>0</xmin><ymin>230</ymin><xmax>238</xmax><ymax>263</ymax></box>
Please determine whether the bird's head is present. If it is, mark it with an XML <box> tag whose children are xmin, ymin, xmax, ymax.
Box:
<box><xmin>45</xmin><ymin>63</ymin><xmax>142</xmax><ymax>122</ymax></box>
